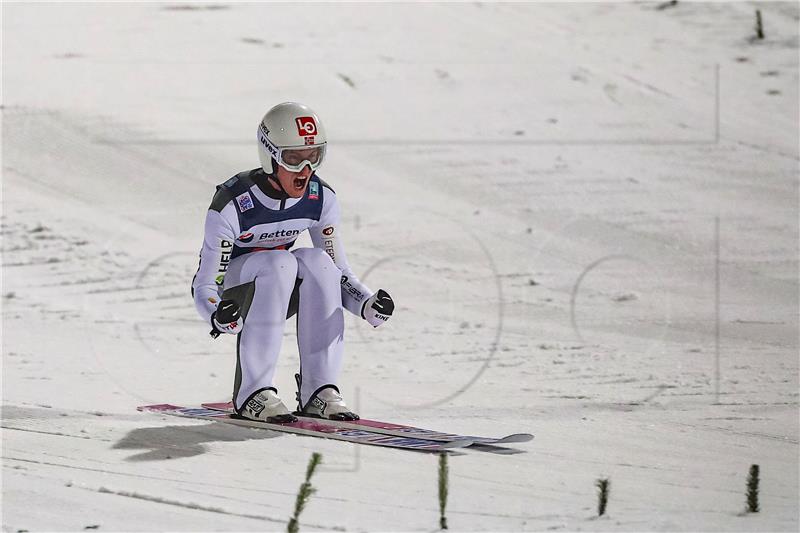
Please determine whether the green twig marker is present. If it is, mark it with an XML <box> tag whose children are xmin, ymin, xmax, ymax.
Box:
<box><xmin>755</xmin><ymin>10</ymin><xmax>765</xmax><ymax>40</ymax></box>
<box><xmin>596</xmin><ymin>478</ymin><xmax>610</xmax><ymax>517</ymax></box>
<box><xmin>438</xmin><ymin>452</ymin><xmax>449</xmax><ymax>530</ymax></box>
<box><xmin>287</xmin><ymin>452</ymin><xmax>322</xmax><ymax>533</ymax></box>
<box><xmin>746</xmin><ymin>464</ymin><xmax>760</xmax><ymax>513</ymax></box>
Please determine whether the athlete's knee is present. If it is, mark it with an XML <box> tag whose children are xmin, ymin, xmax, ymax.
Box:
<box><xmin>295</xmin><ymin>248</ymin><xmax>340</xmax><ymax>286</ymax></box>
<box><xmin>295</xmin><ymin>247</ymin><xmax>335</xmax><ymax>274</ymax></box>
<box><xmin>254</xmin><ymin>250</ymin><xmax>298</xmax><ymax>280</ymax></box>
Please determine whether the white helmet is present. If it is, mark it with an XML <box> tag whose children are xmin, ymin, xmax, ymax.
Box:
<box><xmin>257</xmin><ymin>102</ymin><xmax>327</xmax><ymax>174</ymax></box>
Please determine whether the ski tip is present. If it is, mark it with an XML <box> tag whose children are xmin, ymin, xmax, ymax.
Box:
<box><xmin>439</xmin><ymin>438</ymin><xmax>474</xmax><ymax>449</ymax></box>
<box><xmin>501</xmin><ymin>433</ymin><xmax>535</xmax><ymax>443</ymax></box>
<box><xmin>466</xmin><ymin>433</ymin><xmax>535</xmax><ymax>445</ymax></box>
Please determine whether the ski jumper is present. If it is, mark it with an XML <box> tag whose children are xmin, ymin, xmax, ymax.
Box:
<box><xmin>191</xmin><ymin>168</ymin><xmax>373</xmax><ymax>410</ymax></box>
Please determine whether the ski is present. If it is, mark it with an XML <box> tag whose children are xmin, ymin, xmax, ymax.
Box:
<box><xmin>137</xmin><ymin>404</ymin><xmax>472</xmax><ymax>452</ymax></box>
<box><xmin>201</xmin><ymin>401</ymin><xmax>534</xmax><ymax>446</ymax></box>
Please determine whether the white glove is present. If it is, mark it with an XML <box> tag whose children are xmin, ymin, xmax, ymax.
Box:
<box><xmin>210</xmin><ymin>299</ymin><xmax>243</xmax><ymax>338</ymax></box>
<box><xmin>361</xmin><ymin>289</ymin><xmax>394</xmax><ymax>328</ymax></box>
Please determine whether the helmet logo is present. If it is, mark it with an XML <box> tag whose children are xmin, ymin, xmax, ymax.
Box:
<box><xmin>260</xmin><ymin>134</ymin><xmax>278</xmax><ymax>157</ymax></box>
<box><xmin>295</xmin><ymin>116</ymin><xmax>317</xmax><ymax>136</ymax></box>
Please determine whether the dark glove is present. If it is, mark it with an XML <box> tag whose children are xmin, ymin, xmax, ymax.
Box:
<box><xmin>361</xmin><ymin>289</ymin><xmax>394</xmax><ymax>328</ymax></box>
<box><xmin>210</xmin><ymin>299</ymin><xmax>243</xmax><ymax>338</ymax></box>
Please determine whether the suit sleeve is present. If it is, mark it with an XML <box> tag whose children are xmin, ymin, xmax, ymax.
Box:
<box><xmin>309</xmin><ymin>189</ymin><xmax>374</xmax><ymax>317</ymax></box>
<box><xmin>191</xmin><ymin>208</ymin><xmax>237</xmax><ymax>324</ymax></box>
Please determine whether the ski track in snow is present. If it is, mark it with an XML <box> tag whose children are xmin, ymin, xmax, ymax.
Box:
<box><xmin>2</xmin><ymin>2</ymin><xmax>798</xmax><ymax>532</ymax></box>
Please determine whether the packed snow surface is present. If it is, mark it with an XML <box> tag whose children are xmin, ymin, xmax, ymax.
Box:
<box><xmin>2</xmin><ymin>2</ymin><xmax>798</xmax><ymax>532</ymax></box>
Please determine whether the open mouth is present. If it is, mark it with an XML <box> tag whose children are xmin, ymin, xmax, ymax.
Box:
<box><xmin>293</xmin><ymin>176</ymin><xmax>308</xmax><ymax>191</ymax></box>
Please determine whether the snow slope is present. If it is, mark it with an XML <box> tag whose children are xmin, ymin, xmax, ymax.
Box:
<box><xmin>2</xmin><ymin>2</ymin><xmax>798</xmax><ymax>531</ymax></box>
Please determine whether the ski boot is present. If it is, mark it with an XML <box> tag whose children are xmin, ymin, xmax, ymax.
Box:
<box><xmin>237</xmin><ymin>388</ymin><xmax>297</xmax><ymax>423</ymax></box>
<box><xmin>295</xmin><ymin>375</ymin><xmax>359</xmax><ymax>421</ymax></box>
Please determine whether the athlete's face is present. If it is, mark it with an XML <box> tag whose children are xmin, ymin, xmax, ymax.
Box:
<box><xmin>273</xmin><ymin>159</ymin><xmax>314</xmax><ymax>198</ymax></box>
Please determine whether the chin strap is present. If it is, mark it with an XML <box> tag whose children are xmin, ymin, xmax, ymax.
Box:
<box><xmin>267</xmin><ymin>173</ymin><xmax>289</xmax><ymax>197</ymax></box>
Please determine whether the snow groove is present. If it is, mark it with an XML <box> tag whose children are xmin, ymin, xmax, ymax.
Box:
<box><xmin>81</xmin><ymin>486</ymin><xmax>346</xmax><ymax>531</ymax></box>
<box><xmin>94</xmin><ymin>486</ymin><xmax>287</xmax><ymax>524</ymax></box>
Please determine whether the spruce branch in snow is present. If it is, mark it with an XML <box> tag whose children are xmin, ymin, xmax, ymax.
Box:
<box><xmin>438</xmin><ymin>452</ymin><xmax>450</xmax><ymax>530</ymax></box>
<box><xmin>287</xmin><ymin>452</ymin><xmax>322</xmax><ymax>533</ymax></box>
<box><xmin>746</xmin><ymin>464</ymin><xmax>760</xmax><ymax>513</ymax></box>
<box><xmin>596</xmin><ymin>478</ymin><xmax>610</xmax><ymax>517</ymax></box>
<box><xmin>755</xmin><ymin>10</ymin><xmax>765</xmax><ymax>40</ymax></box>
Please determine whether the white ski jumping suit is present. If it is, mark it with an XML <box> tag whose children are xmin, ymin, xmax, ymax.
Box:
<box><xmin>191</xmin><ymin>168</ymin><xmax>373</xmax><ymax>410</ymax></box>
